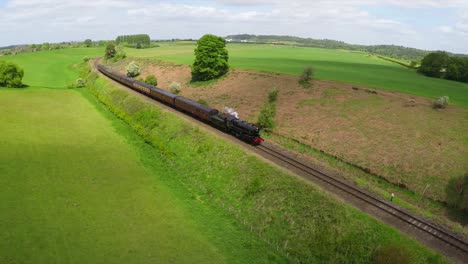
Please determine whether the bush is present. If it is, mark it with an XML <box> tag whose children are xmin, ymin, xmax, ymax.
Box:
<box><xmin>374</xmin><ymin>244</ymin><xmax>412</xmax><ymax>264</ymax></box>
<box><xmin>299</xmin><ymin>66</ymin><xmax>314</xmax><ymax>88</ymax></box>
<box><xmin>113</xmin><ymin>46</ymin><xmax>126</xmax><ymax>61</ymax></box>
<box><xmin>144</xmin><ymin>75</ymin><xmax>157</xmax><ymax>86</ymax></box>
<box><xmin>169</xmin><ymin>81</ymin><xmax>181</xmax><ymax>94</ymax></box>
<box><xmin>0</xmin><ymin>61</ymin><xmax>24</xmax><ymax>88</ymax></box>
<box><xmin>257</xmin><ymin>102</ymin><xmax>276</xmax><ymax>130</ymax></box>
<box><xmin>446</xmin><ymin>174</ymin><xmax>468</xmax><ymax>212</ymax></box>
<box><xmin>76</xmin><ymin>78</ymin><xmax>86</xmax><ymax>88</ymax></box>
<box><xmin>105</xmin><ymin>42</ymin><xmax>116</xmax><ymax>60</ymax></box>
<box><xmin>268</xmin><ymin>88</ymin><xmax>279</xmax><ymax>103</ymax></box>
<box><xmin>83</xmin><ymin>56</ymin><xmax>90</xmax><ymax>62</ymax></box>
<box><xmin>125</xmin><ymin>61</ymin><xmax>140</xmax><ymax>78</ymax></box>
<box><xmin>433</xmin><ymin>96</ymin><xmax>449</xmax><ymax>109</ymax></box>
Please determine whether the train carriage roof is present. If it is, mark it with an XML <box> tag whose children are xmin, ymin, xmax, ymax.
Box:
<box><xmin>174</xmin><ymin>96</ymin><xmax>219</xmax><ymax>115</ymax></box>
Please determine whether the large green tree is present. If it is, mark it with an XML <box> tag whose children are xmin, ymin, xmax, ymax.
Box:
<box><xmin>84</xmin><ymin>39</ymin><xmax>93</xmax><ymax>47</ymax></box>
<box><xmin>445</xmin><ymin>57</ymin><xmax>468</xmax><ymax>83</ymax></box>
<box><xmin>418</xmin><ymin>51</ymin><xmax>449</xmax><ymax>78</ymax></box>
<box><xmin>192</xmin><ymin>34</ymin><xmax>229</xmax><ymax>81</ymax></box>
<box><xmin>0</xmin><ymin>61</ymin><xmax>24</xmax><ymax>88</ymax></box>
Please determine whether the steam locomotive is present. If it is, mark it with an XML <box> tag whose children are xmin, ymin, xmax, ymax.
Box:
<box><xmin>97</xmin><ymin>64</ymin><xmax>264</xmax><ymax>145</ymax></box>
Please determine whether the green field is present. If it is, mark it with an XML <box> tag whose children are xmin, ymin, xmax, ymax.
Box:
<box><xmin>1</xmin><ymin>48</ymin><xmax>103</xmax><ymax>88</ymax></box>
<box><xmin>83</xmin><ymin>64</ymin><xmax>447</xmax><ymax>263</ymax></box>
<box><xmin>0</xmin><ymin>49</ymin><xmax>284</xmax><ymax>263</ymax></box>
<box><xmin>0</xmin><ymin>47</ymin><xmax>451</xmax><ymax>263</ymax></box>
<box><xmin>126</xmin><ymin>42</ymin><xmax>468</xmax><ymax>107</ymax></box>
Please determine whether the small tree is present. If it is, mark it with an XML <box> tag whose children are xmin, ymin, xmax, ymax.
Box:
<box><xmin>299</xmin><ymin>66</ymin><xmax>314</xmax><ymax>88</ymax></box>
<box><xmin>192</xmin><ymin>34</ymin><xmax>229</xmax><ymax>82</ymax></box>
<box><xmin>0</xmin><ymin>61</ymin><xmax>24</xmax><ymax>88</ymax></box>
<box><xmin>84</xmin><ymin>39</ymin><xmax>92</xmax><ymax>47</ymax></box>
<box><xmin>126</xmin><ymin>61</ymin><xmax>140</xmax><ymax>77</ymax></box>
<box><xmin>169</xmin><ymin>81</ymin><xmax>181</xmax><ymax>94</ymax></box>
<box><xmin>144</xmin><ymin>74</ymin><xmax>157</xmax><ymax>86</ymax></box>
<box><xmin>105</xmin><ymin>42</ymin><xmax>116</xmax><ymax>60</ymax></box>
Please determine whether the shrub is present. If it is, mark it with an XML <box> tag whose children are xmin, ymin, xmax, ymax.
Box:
<box><xmin>169</xmin><ymin>81</ymin><xmax>181</xmax><ymax>94</ymax></box>
<box><xmin>446</xmin><ymin>174</ymin><xmax>468</xmax><ymax>212</ymax></box>
<box><xmin>268</xmin><ymin>88</ymin><xmax>279</xmax><ymax>103</ymax></box>
<box><xmin>125</xmin><ymin>61</ymin><xmax>140</xmax><ymax>78</ymax></box>
<box><xmin>105</xmin><ymin>42</ymin><xmax>116</xmax><ymax>60</ymax></box>
<box><xmin>114</xmin><ymin>45</ymin><xmax>126</xmax><ymax>61</ymax></box>
<box><xmin>144</xmin><ymin>75</ymin><xmax>157</xmax><ymax>86</ymax></box>
<box><xmin>374</xmin><ymin>244</ymin><xmax>412</xmax><ymax>264</ymax></box>
<box><xmin>83</xmin><ymin>56</ymin><xmax>90</xmax><ymax>62</ymax></box>
<box><xmin>433</xmin><ymin>96</ymin><xmax>449</xmax><ymax>109</ymax></box>
<box><xmin>0</xmin><ymin>61</ymin><xmax>24</xmax><ymax>88</ymax></box>
<box><xmin>76</xmin><ymin>78</ymin><xmax>86</xmax><ymax>88</ymax></box>
<box><xmin>299</xmin><ymin>66</ymin><xmax>314</xmax><ymax>88</ymax></box>
<box><xmin>257</xmin><ymin>102</ymin><xmax>276</xmax><ymax>130</ymax></box>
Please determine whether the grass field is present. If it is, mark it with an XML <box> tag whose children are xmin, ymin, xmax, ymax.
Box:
<box><xmin>0</xmin><ymin>49</ymin><xmax>285</xmax><ymax>263</ymax></box>
<box><xmin>82</xmin><ymin>65</ymin><xmax>448</xmax><ymax>263</ymax></box>
<box><xmin>1</xmin><ymin>48</ymin><xmax>103</xmax><ymax>88</ymax></box>
<box><xmin>0</xmin><ymin>47</ymin><xmax>451</xmax><ymax>263</ymax></box>
<box><xmin>126</xmin><ymin>42</ymin><xmax>468</xmax><ymax>107</ymax></box>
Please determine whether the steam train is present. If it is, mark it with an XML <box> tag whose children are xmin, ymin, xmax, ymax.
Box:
<box><xmin>97</xmin><ymin>64</ymin><xmax>264</xmax><ymax>145</ymax></box>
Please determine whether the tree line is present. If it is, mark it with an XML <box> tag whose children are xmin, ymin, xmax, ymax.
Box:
<box><xmin>115</xmin><ymin>34</ymin><xmax>151</xmax><ymax>49</ymax></box>
<box><xmin>418</xmin><ymin>51</ymin><xmax>468</xmax><ymax>83</ymax></box>
<box><xmin>225</xmin><ymin>34</ymin><xmax>431</xmax><ymax>61</ymax></box>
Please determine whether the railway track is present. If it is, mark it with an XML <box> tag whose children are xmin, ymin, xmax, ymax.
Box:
<box><xmin>92</xmin><ymin>60</ymin><xmax>467</xmax><ymax>262</ymax></box>
<box><xmin>257</xmin><ymin>143</ymin><xmax>468</xmax><ymax>262</ymax></box>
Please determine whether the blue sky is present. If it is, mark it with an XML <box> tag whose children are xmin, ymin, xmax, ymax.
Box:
<box><xmin>0</xmin><ymin>0</ymin><xmax>467</xmax><ymax>53</ymax></box>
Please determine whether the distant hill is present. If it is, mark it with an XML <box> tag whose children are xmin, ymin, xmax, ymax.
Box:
<box><xmin>0</xmin><ymin>44</ymin><xmax>27</xmax><ymax>50</ymax></box>
<box><xmin>225</xmin><ymin>34</ymin><xmax>434</xmax><ymax>61</ymax></box>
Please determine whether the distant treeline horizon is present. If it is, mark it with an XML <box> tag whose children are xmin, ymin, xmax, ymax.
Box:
<box><xmin>2</xmin><ymin>34</ymin><xmax>467</xmax><ymax>61</ymax></box>
<box><xmin>225</xmin><ymin>34</ymin><xmax>467</xmax><ymax>61</ymax></box>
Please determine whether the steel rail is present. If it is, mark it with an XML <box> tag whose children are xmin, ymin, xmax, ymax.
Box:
<box><xmin>257</xmin><ymin>144</ymin><xmax>468</xmax><ymax>255</ymax></box>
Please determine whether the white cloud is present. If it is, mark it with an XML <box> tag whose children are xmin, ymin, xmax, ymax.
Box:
<box><xmin>0</xmin><ymin>0</ymin><xmax>467</xmax><ymax>53</ymax></box>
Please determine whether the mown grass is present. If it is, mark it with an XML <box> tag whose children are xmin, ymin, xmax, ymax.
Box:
<box><xmin>0</xmin><ymin>49</ymin><xmax>286</xmax><ymax>263</ymax></box>
<box><xmin>0</xmin><ymin>89</ymin><xmax>232</xmax><ymax>263</ymax></box>
<box><xmin>1</xmin><ymin>48</ymin><xmax>103</xmax><ymax>88</ymax></box>
<box><xmin>125</xmin><ymin>42</ymin><xmax>468</xmax><ymax>107</ymax></box>
<box><xmin>83</xmin><ymin>64</ymin><xmax>449</xmax><ymax>263</ymax></box>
